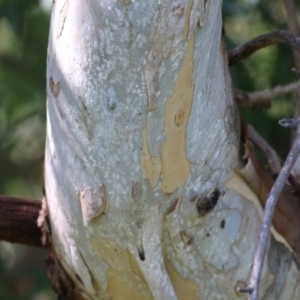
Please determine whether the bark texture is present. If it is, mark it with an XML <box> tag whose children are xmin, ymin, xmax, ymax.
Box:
<box><xmin>0</xmin><ymin>195</ymin><xmax>42</xmax><ymax>247</ymax></box>
<box><xmin>45</xmin><ymin>0</ymin><xmax>300</xmax><ymax>299</ymax></box>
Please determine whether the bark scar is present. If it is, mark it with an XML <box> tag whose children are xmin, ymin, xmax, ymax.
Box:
<box><xmin>79</xmin><ymin>184</ymin><xmax>108</xmax><ymax>226</ymax></box>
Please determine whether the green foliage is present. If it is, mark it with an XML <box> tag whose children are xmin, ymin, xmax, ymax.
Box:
<box><xmin>0</xmin><ymin>2</ymin><xmax>53</xmax><ymax>300</ymax></box>
<box><xmin>0</xmin><ymin>1</ymin><xmax>49</xmax><ymax>197</ymax></box>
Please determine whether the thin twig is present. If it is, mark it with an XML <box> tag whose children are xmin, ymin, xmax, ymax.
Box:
<box><xmin>235</xmin><ymin>80</ymin><xmax>300</xmax><ymax>109</ymax></box>
<box><xmin>247</xmin><ymin>124</ymin><xmax>281</xmax><ymax>175</ymax></box>
<box><xmin>238</xmin><ymin>118</ymin><xmax>300</xmax><ymax>300</ymax></box>
<box><xmin>228</xmin><ymin>30</ymin><xmax>300</xmax><ymax>66</ymax></box>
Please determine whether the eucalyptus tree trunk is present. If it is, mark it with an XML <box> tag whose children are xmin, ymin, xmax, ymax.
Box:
<box><xmin>45</xmin><ymin>0</ymin><xmax>300</xmax><ymax>299</ymax></box>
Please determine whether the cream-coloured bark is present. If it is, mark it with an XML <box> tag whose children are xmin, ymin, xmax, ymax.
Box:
<box><xmin>45</xmin><ymin>0</ymin><xmax>300</xmax><ymax>299</ymax></box>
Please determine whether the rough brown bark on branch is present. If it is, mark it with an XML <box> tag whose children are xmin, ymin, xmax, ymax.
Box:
<box><xmin>0</xmin><ymin>195</ymin><xmax>43</xmax><ymax>248</ymax></box>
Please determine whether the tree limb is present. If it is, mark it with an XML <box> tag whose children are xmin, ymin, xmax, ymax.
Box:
<box><xmin>228</xmin><ymin>30</ymin><xmax>300</xmax><ymax>66</ymax></box>
<box><xmin>0</xmin><ymin>195</ymin><xmax>43</xmax><ymax>248</ymax></box>
<box><xmin>234</xmin><ymin>80</ymin><xmax>300</xmax><ymax>109</ymax></box>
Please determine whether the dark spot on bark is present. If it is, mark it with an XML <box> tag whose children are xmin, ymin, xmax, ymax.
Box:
<box><xmin>206</xmin><ymin>233</ymin><xmax>210</xmax><ymax>237</ymax></box>
<box><xmin>220</xmin><ymin>219</ymin><xmax>225</xmax><ymax>229</ymax></box>
<box><xmin>107</xmin><ymin>99</ymin><xmax>116</xmax><ymax>110</ymax></box>
<box><xmin>196</xmin><ymin>188</ymin><xmax>220</xmax><ymax>216</ymax></box>
<box><xmin>138</xmin><ymin>249</ymin><xmax>145</xmax><ymax>261</ymax></box>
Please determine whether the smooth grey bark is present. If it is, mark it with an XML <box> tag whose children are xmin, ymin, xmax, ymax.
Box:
<box><xmin>45</xmin><ymin>0</ymin><xmax>300</xmax><ymax>299</ymax></box>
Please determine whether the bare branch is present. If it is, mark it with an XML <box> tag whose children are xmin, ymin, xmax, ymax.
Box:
<box><xmin>228</xmin><ymin>30</ymin><xmax>300</xmax><ymax>66</ymax></box>
<box><xmin>247</xmin><ymin>124</ymin><xmax>281</xmax><ymax>175</ymax></box>
<box><xmin>238</xmin><ymin>118</ymin><xmax>300</xmax><ymax>300</ymax></box>
<box><xmin>235</xmin><ymin>80</ymin><xmax>300</xmax><ymax>109</ymax></box>
<box><xmin>0</xmin><ymin>195</ymin><xmax>43</xmax><ymax>248</ymax></box>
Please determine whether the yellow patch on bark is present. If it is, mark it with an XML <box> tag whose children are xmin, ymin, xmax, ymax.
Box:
<box><xmin>141</xmin><ymin>126</ymin><xmax>162</xmax><ymax>187</ymax></box>
<box><xmin>129</xmin><ymin>252</ymin><xmax>145</xmax><ymax>280</ymax></box>
<box><xmin>91</xmin><ymin>237</ymin><xmax>153</xmax><ymax>299</ymax></box>
<box><xmin>182</xmin><ymin>0</ymin><xmax>194</xmax><ymax>41</ymax></box>
<box><xmin>106</xmin><ymin>270</ymin><xmax>151</xmax><ymax>300</ymax></box>
<box><xmin>161</xmin><ymin>34</ymin><xmax>195</xmax><ymax>193</ymax></box>
<box><xmin>165</xmin><ymin>256</ymin><xmax>200</xmax><ymax>300</ymax></box>
<box><xmin>91</xmin><ymin>236</ymin><xmax>201</xmax><ymax>299</ymax></box>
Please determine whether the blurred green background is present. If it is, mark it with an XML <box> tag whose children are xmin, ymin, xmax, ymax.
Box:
<box><xmin>0</xmin><ymin>0</ymin><xmax>54</xmax><ymax>299</ymax></box>
<box><xmin>0</xmin><ymin>0</ymin><xmax>299</xmax><ymax>299</ymax></box>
